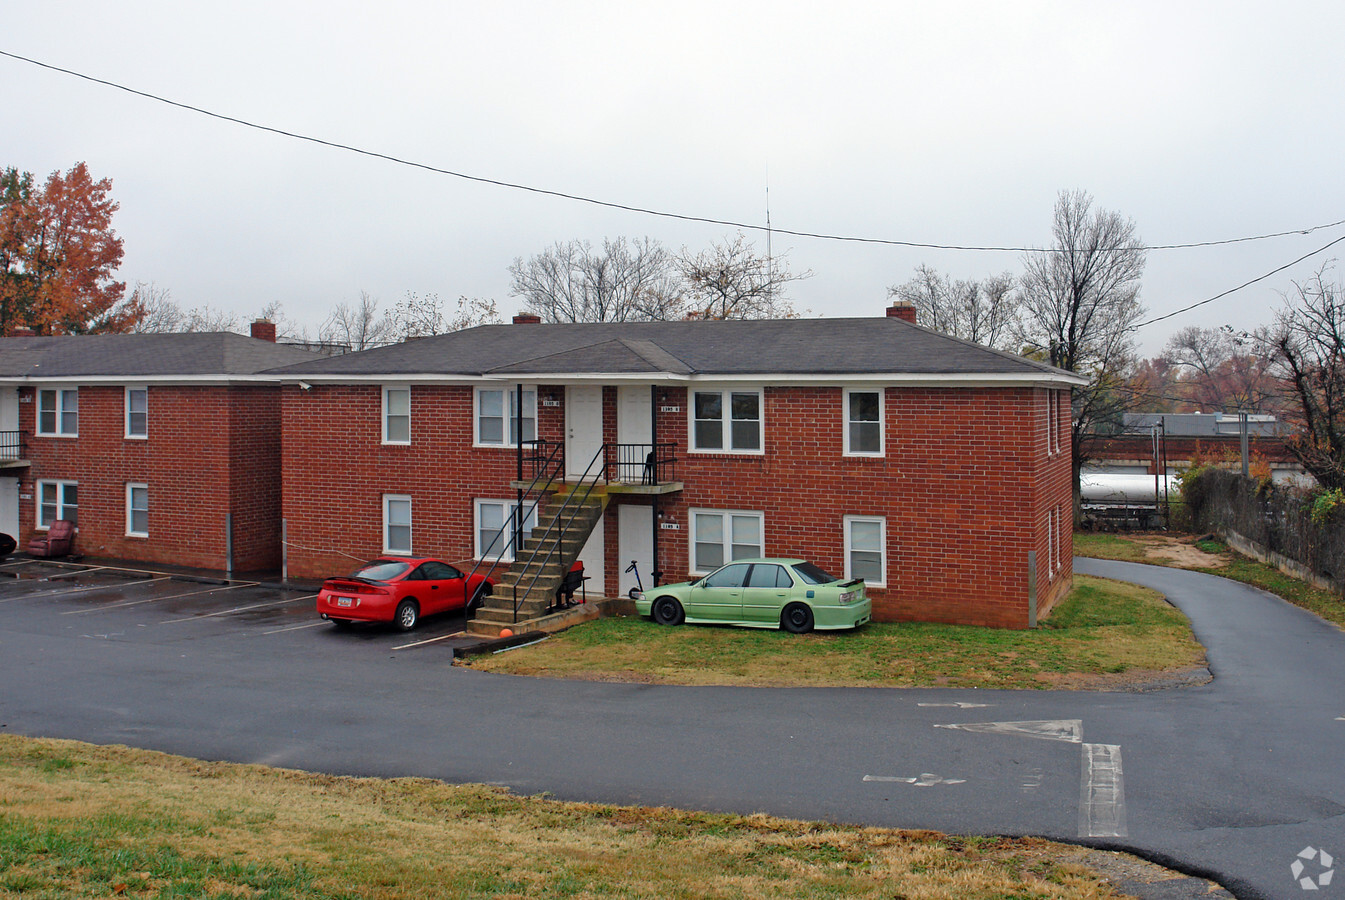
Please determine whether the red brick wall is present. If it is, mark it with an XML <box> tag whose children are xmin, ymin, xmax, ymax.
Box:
<box><xmin>16</xmin><ymin>384</ymin><xmax>284</xmax><ymax>571</ymax></box>
<box><xmin>281</xmin><ymin>382</ymin><xmax>1073</xmax><ymax>627</ymax></box>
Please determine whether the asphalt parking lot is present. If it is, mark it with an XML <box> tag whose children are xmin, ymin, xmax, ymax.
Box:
<box><xmin>0</xmin><ymin>557</ymin><xmax>482</xmax><ymax>655</ymax></box>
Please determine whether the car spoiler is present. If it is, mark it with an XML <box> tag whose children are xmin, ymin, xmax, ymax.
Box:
<box><xmin>841</xmin><ymin>579</ymin><xmax>864</xmax><ymax>589</ymax></box>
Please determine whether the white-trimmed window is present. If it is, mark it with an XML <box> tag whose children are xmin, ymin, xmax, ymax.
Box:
<box><xmin>475</xmin><ymin>499</ymin><xmax>539</xmax><ymax>562</ymax></box>
<box><xmin>37</xmin><ymin>388</ymin><xmax>78</xmax><ymax>436</ymax></box>
<box><xmin>475</xmin><ymin>387</ymin><xmax>537</xmax><ymax>447</ymax></box>
<box><xmin>690</xmin><ymin>508</ymin><xmax>764</xmax><ymax>572</ymax></box>
<box><xmin>126</xmin><ymin>483</ymin><xmax>148</xmax><ymax>537</ymax></box>
<box><xmin>1046</xmin><ymin>390</ymin><xmax>1059</xmax><ymax>455</ymax></box>
<box><xmin>844</xmin><ymin>389</ymin><xmax>883</xmax><ymax>456</ymax></box>
<box><xmin>383</xmin><ymin>495</ymin><xmax>413</xmax><ymax>555</ymax></box>
<box><xmin>1049</xmin><ymin>504</ymin><xmax>1061</xmax><ymax>576</ymax></box>
<box><xmin>383</xmin><ymin>387</ymin><xmax>410</xmax><ymax>444</ymax></box>
<box><xmin>690</xmin><ymin>388</ymin><xmax>762</xmax><ymax>453</ymax></box>
<box><xmin>36</xmin><ymin>480</ymin><xmax>77</xmax><ymax>529</ymax></box>
<box><xmin>844</xmin><ymin>515</ymin><xmax>886</xmax><ymax>586</ymax></box>
<box><xmin>125</xmin><ymin>387</ymin><xmax>148</xmax><ymax>439</ymax></box>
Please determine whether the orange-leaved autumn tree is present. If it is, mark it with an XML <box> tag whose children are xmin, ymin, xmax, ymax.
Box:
<box><xmin>0</xmin><ymin>162</ymin><xmax>140</xmax><ymax>335</ymax></box>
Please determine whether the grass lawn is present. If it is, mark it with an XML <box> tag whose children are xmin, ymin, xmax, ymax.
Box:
<box><xmin>1074</xmin><ymin>531</ymin><xmax>1345</xmax><ymax>629</ymax></box>
<box><xmin>462</xmin><ymin>575</ymin><xmax>1204</xmax><ymax>689</ymax></box>
<box><xmin>0</xmin><ymin>735</ymin><xmax>1182</xmax><ymax>899</ymax></box>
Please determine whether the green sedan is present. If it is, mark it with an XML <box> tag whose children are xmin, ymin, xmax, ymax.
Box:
<box><xmin>634</xmin><ymin>558</ymin><xmax>872</xmax><ymax>633</ymax></box>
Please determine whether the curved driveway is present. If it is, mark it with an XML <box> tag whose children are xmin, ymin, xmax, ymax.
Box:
<box><xmin>2</xmin><ymin>558</ymin><xmax>1343</xmax><ymax>899</ymax></box>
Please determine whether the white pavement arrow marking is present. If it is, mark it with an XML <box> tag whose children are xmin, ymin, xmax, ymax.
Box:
<box><xmin>864</xmin><ymin>773</ymin><xmax>966</xmax><ymax>786</ymax></box>
<box><xmin>917</xmin><ymin>701</ymin><xmax>990</xmax><ymax>708</ymax></box>
<box><xmin>935</xmin><ymin>719</ymin><xmax>1083</xmax><ymax>743</ymax></box>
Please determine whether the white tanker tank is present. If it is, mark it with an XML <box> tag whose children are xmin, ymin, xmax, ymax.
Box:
<box><xmin>1079</xmin><ymin>473</ymin><xmax>1180</xmax><ymax>528</ymax></box>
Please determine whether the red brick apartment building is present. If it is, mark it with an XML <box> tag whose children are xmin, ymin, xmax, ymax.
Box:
<box><xmin>271</xmin><ymin>309</ymin><xmax>1084</xmax><ymax>628</ymax></box>
<box><xmin>0</xmin><ymin>330</ymin><xmax>318</xmax><ymax>572</ymax></box>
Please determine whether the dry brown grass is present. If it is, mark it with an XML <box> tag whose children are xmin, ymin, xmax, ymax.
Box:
<box><xmin>0</xmin><ymin>735</ymin><xmax>1156</xmax><ymax>899</ymax></box>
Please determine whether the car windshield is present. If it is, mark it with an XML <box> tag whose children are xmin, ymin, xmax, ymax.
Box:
<box><xmin>350</xmin><ymin>560</ymin><xmax>411</xmax><ymax>582</ymax></box>
<box><xmin>791</xmin><ymin>562</ymin><xmax>839</xmax><ymax>585</ymax></box>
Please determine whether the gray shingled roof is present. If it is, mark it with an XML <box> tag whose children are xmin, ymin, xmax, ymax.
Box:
<box><xmin>268</xmin><ymin>317</ymin><xmax>1079</xmax><ymax>381</ymax></box>
<box><xmin>0</xmin><ymin>333</ymin><xmax>322</xmax><ymax>378</ymax></box>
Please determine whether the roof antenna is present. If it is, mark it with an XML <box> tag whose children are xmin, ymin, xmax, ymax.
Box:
<box><xmin>765</xmin><ymin>168</ymin><xmax>773</xmax><ymax>286</ymax></box>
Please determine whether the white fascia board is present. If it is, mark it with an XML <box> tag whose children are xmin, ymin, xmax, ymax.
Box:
<box><xmin>1</xmin><ymin>375</ymin><xmax>286</xmax><ymax>386</ymax></box>
<box><xmin>683</xmin><ymin>372</ymin><xmax>1091</xmax><ymax>388</ymax></box>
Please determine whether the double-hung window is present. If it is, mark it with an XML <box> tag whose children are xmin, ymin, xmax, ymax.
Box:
<box><xmin>690</xmin><ymin>508</ymin><xmax>764</xmax><ymax>572</ymax></box>
<box><xmin>126</xmin><ymin>484</ymin><xmax>149</xmax><ymax>537</ymax></box>
<box><xmin>383</xmin><ymin>495</ymin><xmax>413</xmax><ymax>555</ymax></box>
<box><xmin>36</xmin><ymin>480</ymin><xmax>77</xmax><ymax>529</ymax></box>
<box><xmin>844</xmin><ymin>516</ymin><xmax>886</xmax><ymax>586</ymax></box>
<box><xmin>844</xmin><ymin>389</ymin><xmax>883</xmax><ymax>455</ymax></box>
<box><xmin>383</xmin><ymin>387</ymin><xmax>410</xmax><ymax>444</ymax></box>
<box><xmin>691</xmin><ymin>388</ymin><xmax>762</xmax><ymax>453</ymax></box>
<box><xmin>37</xmin><ymin>388</ymin><xmax>78</xmax><ymax>436</ymax></box>
<box><xmin>476</xmin><ymin>387</ymin><xmax>537</xmax><ymax>447</ymax></box>
<box><xmin>475</xmin><ymin>499</ymin><xmax>539</xmax><ymax>562</ymax></box>
<box><xmin>125</xmin><ymin>387</ymin><xmax>148</xmax><ymax>439</ymax></box>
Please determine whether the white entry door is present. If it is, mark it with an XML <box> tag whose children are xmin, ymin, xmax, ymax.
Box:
<box><xmin>0</xmin><ymin>477</ymin><xmax>18</xmax><ymax>544</ymax></box>
<box><xmin>618</xmin><ymin>505</ymin><xmax>653</xmax><ymax>597</ymax></box>
<box><xmin>575</xmin><ymin>511</ymin><xmax>605</xmax><ymax>597</ymax></box>
<box><xmin>566</xmin><ymin>385</ymin><xmax>604</xmax><ymax>480</ymax></box>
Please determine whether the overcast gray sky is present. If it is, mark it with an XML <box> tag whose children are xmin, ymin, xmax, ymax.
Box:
<box><xmin>6</xmin><ymin>1</ymin><xmax>1343</xmax><ymax>355</ymax></box>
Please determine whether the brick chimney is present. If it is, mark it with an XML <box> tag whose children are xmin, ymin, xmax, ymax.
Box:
<box><xmin>886</xmin><ymin>302</ymin><xmax>917</xmax><ymax>323</ymax></box>
<box><xmin>250</xmin><ymin>320</ymin><xmax>277</xmax><ymax>342</ymax></box>
<box><xmin>512</xmin><ymin>313</ymin><xmax>542</xmax><ymax>325</ymax></box>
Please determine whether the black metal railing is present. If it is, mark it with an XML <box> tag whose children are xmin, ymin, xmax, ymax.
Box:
<box><xmin>604</xmin><ymin>442</ymin><xmax>677</xmax><ymax>485</ymax></box>
<box><xmin>509</xmin><ymin>444</ymin><xmax>607</xmax><ymax>623</ymax></box>
<box><xmin>0</xmin><ymin>431</ymin><xmax>24</xmax><ymax>461</ymax></box>
<box><xmin>520</xmin><ymin>438</ymin><xmax>564</xmax><ymax>481</ymax></box>
<box><xmin>463</xmin><ymin>440</ymin><xmax>565</xmax><ymax>604</ymax></box>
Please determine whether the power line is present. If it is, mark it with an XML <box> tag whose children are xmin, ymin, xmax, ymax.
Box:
<box><xmin>1133</xmin><ymin>232</ymin><xmax>1345</xmax><ymax>330</ymax></box>
<box><xmin>5</xmin><ymin>47</ymin><xmax>1344</xmax><ymax>255</ymax></box>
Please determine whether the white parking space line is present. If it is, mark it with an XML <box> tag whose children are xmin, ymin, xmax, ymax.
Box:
<box><xmin>59</xmin><ymin>582</ymin><xmax>251</xmax><ymax>615</ymax></box>
<box><xmin>1079</xmin><ymin>743</ymin><xmax>1127</xmax><ymax>838</ymax></box>
<box><xmin>262</xmin><ymin>621</ymin><xmax>327</xmax><ymax>635</ymax></box>
<box><xmin>158</xmin><ymin>594</ymin><xmax>317</xmax><ymax>624</ymax></box>
<box><xmin>40</xmin><ymin>566</ymin><xmax>111</xmax><ymax>579</ymax></box>
<box><xmin>3</xmin><ymin>577</ymin><xmax>169</xmax><ymax>601</ymax></box>
<box><xmin>392</xmin><ymin>631</ymin><xmax>465</xmax><ymax>650</ymax></box>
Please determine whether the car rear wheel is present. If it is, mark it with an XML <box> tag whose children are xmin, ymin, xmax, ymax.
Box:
<box><xmin>330</xmin><ymin>618</ymin><xmax>354</xmax><ymax>630</ymax></box>
<box><xmin>467</xmin><ymin>584</ymin><xmax>487</xmax><ymax>616</ymax></box>
<box><xmin>781</xmin><ymin>602</ymin><xmax>814</xmax><ymax>634</ymax></box>
<box><xmin>394</xmin><ymin>600</ymin><xmax>420</xmax><ymax>631</ymax></box>
<box><xmin>652</xmin><ymin>596</ymin><xmax>684</xmax><ymax>626</ymax></box>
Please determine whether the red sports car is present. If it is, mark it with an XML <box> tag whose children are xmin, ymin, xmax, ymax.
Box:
<box><xmin>316</xmin><ymin>557</ymin><xmax>495</xmax><ymax>631</ymax></box>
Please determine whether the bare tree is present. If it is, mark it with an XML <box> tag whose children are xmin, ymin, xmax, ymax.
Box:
<box><xmin>1017</xmin><ymin>190</ymin><xmax>1147</xmax><ymax>514</ymax></box>
<box><xmin>677</xmin><ymin>232</ymin><xmax>810</xmax><ymax>320</ymax></box>
<box><xmin>887</xmin><ymin>264</ymin><xmax>1018</xmax><ymax>349</ymax></box>
<box><xmin>128</xmin><ymin>281</ymin><xmax>239</xmax><ymax>333</ymax></box>
<box><xmin>319</xmin><ymin>291</ymin><xmax>391</xmax><ymax>350</ymax></box>
<box><xmin>509</xmin><ymin>237</ymin><xmax>680</xmax><ymax>323</ymax></box>
<box><xmin>1162</xmin><ymin>325</ymin><xmax>1280</xmax><ymax>414</ymax></box>
<box><xmin>1269</xmin><ymin>266</ymin><xmax>1345</xmax><ymax>489</ymax></box>
<box><xmin>385</xmin><ymin>292</ymin><xmax>501</xmax><ymax>341</ymax></box>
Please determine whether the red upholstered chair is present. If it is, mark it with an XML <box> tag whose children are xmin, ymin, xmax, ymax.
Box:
<box><xmin>28</xmin><ymin>519</ymin><xmax>74</xmax><ymax>558</ymax></box>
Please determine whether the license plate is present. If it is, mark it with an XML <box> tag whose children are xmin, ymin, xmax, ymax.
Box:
<box><xmin>336</xmin><ymin>597</ymin><xmax>354</xmax><ymax>608</ymax></box>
